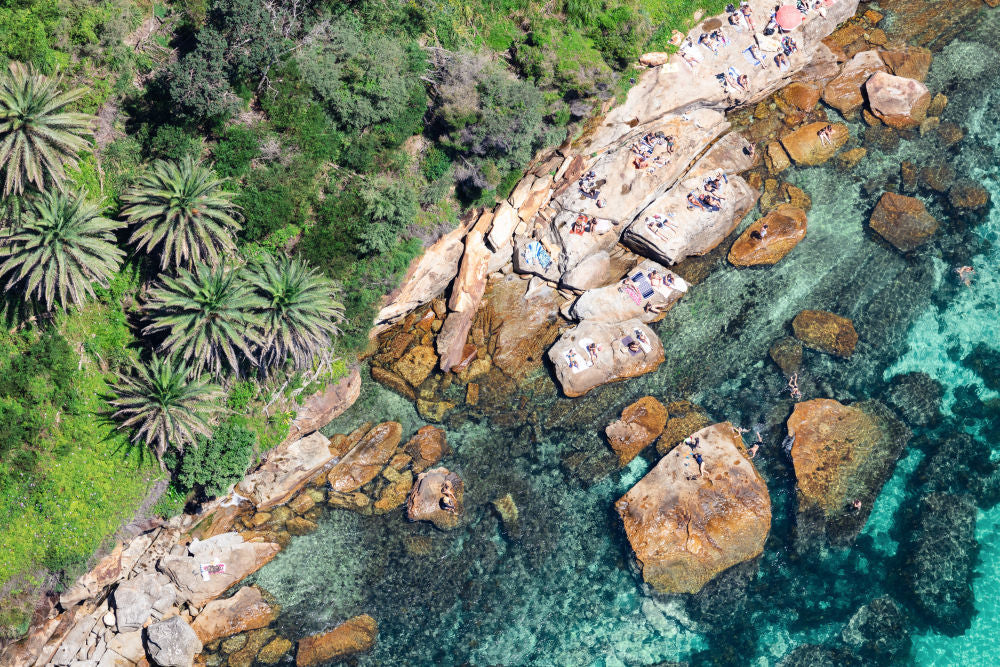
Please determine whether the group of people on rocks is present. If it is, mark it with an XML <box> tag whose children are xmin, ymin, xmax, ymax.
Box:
<box><xmin>630</xmin><ymin>131</ymin><xmax>676</xmax><ymax>172</ymax></box>
<box><xmin>568</xmin><ymin>213</ymin><xmax>615</xmax><ymax>236</ymax></box>
<box><xmin>686</xmin><ymin>169</ymin><xmax>730</xmax><ymax>213</ymax></box>
<box><xmin>578</xmin><ymin>170</ymin><xmax>607</xmax><ymax>208</ymax></box>
<box><xmin>683</xmin><ymin>435</ymin><xmax>706</xmax><ymax>478</ymax></box>
<box><xmin>439</xmin><ymin>479</ymin><xmax>458</xmax><ymax>513</ymax></box>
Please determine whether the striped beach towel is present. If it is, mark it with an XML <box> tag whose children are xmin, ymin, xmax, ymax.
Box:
<box><xmin>631</xmin><ymin>272</ymin><xmax>655</xmax><ymax>299</ymax></box>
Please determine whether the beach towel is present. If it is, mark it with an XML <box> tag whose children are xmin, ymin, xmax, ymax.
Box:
<box><xmin>566</xmin><ymin>349</ymin><xmax>589</xmax><ymax>373</ymax></box>
<box><xmin>647</xmin><ymin>220</ymin><xmax>673</xmax><ymax>242</ymax></box>
<box><xmin>632</xmin><ymin>329</ymin><xmax>653</xmax><ymax>353</ymax></box>
<box><xmin>743</xmin><ymin>47</ymin><xmax>764</xmax><ymax>68</ymax></box>
<box><xmin>620</xmin><ymin>282</ymin><xmax>643</xmax><ymax>305</ymax></box>
<box><xmin>621</xmin><ymin>336</ymin><xmax>641</xmax><ymax>356</ymax></box>
<box><xmin>631</xmin><ymin>272</ymin><xmax>655</xmax><ymax>299</ymax></box>
<box><xmin>524</xmin><ymin>241</ymin><xmax>552</xmax><ymax>270</ymax></box>
<box><xmin>578</xmin><ymin>338</ymin><xmax>600</xmax><ymax>364</ymax></box>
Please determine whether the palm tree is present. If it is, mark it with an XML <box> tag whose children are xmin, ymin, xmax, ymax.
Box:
<box><xmin>0</xmin><ymin>62</ymin><xmax>94</xmax><ymax>196</ymax></box>
<box><xmin>143</xmin><ymin>262</ymin><xmax>264</xmax><ymax>377</ymax></box>
<box><xmin>246</xmin><ymin>254</ymin><xmax>345</xmax><ymax>372</ymax></box>
<box><xmin>0</xmin><ymin>190</ymin><xmax>124</xmax><ymax>310</ymax></box>
<box><xmin>109</xmin><ymin>355</ymin><xmax>224</xmax><ymax>467</ymax></box>
<box><xmin>120</xmin><ymin>156</ymin><xmax>241</xmax><ymax>270</ymax></box>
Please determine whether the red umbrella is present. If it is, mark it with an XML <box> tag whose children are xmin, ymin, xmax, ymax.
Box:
<box><xmin>776</xmin><ymin>4</ymin><xmax>804</xmax><ymax>30</ymax></box>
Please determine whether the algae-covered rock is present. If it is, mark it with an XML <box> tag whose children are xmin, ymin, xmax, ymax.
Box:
<box><xmin>869</xmin><ymin>192</ymin><xmax>938</xmax><ymax>252</ymax></box>
<box><xmin>792</xmin><ymin>310</ymin><xmax>858</xmax><ymax>358</ymax></box>
<box><xmin>605</xmin><ymin>396</ymin><xmax>667</xmax><ymax>466</ymax></box>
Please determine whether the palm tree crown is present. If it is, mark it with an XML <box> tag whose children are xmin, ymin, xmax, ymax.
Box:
<box><xmin>0</xmin><ymin>190</ymin><xmax>124</xmax><ymax>310</ymax></box>
<box><xmin>0</xmin><ymin>62</ymin><xmax>93</xmax><ymax>196</ymax></box>
<box><xmin>246</xmin><ymin>254</ymin><xmax>345</xmax><ymax>372</ymax></box>
<box><xmin>109</xmin><ymin>355</ymin><xmax>224</xmax><ymax>467</ymax></box>
<box><xmin>120</xmin><ymin>156</ymin><xmax>241</xmax><ymax>270</ymax></box>
<box><xmin>143</xmin><ymin>262</ymin><xmax>264</xmax><ymax>378</ymax></box>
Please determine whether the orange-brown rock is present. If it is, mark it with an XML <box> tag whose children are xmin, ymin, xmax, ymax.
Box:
<box><xmin>327</xmin><ymin>422</ymin><xmax>403</xmax><ymax>493</ymax></box>
<box><xmin>728</xmin><ymin>205</ymin><xmax>807</xmax><ymax>266</ymax></box>
<box><xmin>487</xmin><ymin>275</ymin><xmax>564</xmax><ymax>380</ymax></box>
<box><xmin>59</xmin><ymin>542</ymin><xmax>123</xmax><ymax>607</ymax></box>
<box><xmin>615</xmin><ymin>423</ymin><xmax>771</xmax><ymax>594</ymax></box>
<box><xmin>284</xmin><ymin>368</ymin><xmax>361</xmax><ymax>443</ymax></box>
<box><xmin>295</xmin><ymin>614</ymin><xmax>377</xmax><ymax>667</ymax></box>
<box><xmin>787</xmin><ymin>399</ymin><xmax>910</xmax><ymax>544</ymax></box>
<box><xmin>822</xmin><ymin>50</ymin><xmax>886</xmax><ymax>117</ymax></box>
<box><xmin>780</xmin><ymin>122</ymin><xmax>849</xmax><ymax>166</ymax></box>
<box><xmin>438</xmin><ymin>230</ymin><xmax>492</xmax><ymax>372</ymax></box>
<box><xmin>656</xmin><ymin>401</ymin><xmax>713</xmax><ymax>454</ymax></box>
<box><xmin>792</xmin><ymin>310</ymin><xmax>858</xmax><ymax>358</ymax></box>
<box><xmin>835</xmin><ymin>147</ymin><xmax>867</xmax><ymax>170</ymax></box>
<box><xmin>770</xmin><ymin>336</ymin><xmax>803</xmax><ymax>376</ymax></box>
<box><xmin>403</xmin><ymin>425</ymin><xmax>450</xmax><ymax>473</ymax></box>
<box><xmin>605</xmin><ymin>396</ymin><xmax>668</xmax><ymax>466</ymax></box>
<box><xmin>865</xmin><ymin>72</ymin><xmax>930</xmax><ymax>129</ymax></box>
<box><xmin>878</xmin><ymin>0</ymin><xmax>982</xmax><ymax>49</ymax></box>
<box><xmin>764</xmin><ymin>141</ymin><xmax>790</xmax><ymax>174</ymax></box>
<box><xmin>880</xmin><ymin>46</ymin><xmax>932</xmax><ymax>81</ymax></box>
<box><xmin>949</xmin><ymin>181</ymin><xmax>990</xmax><ymax>210</ymax></box>
<box><xmin>869</xmin><ymin>192</ymin><xmax>938</xmax><ymax>252</ymax></box>
<box><xmin>639</xmin><ymin>52</ymin><xmax>671</xmax><ymax>67</ymax></box>
<box><xmin>192</xmin><ymin>586</ymin><xmax>278</xmax><ymax>643</ymax></box>
<box><xmin>370</xmin><ymin>367</ymin><xmax>415</xmax><ymax>401</ymax></box>
<box><xmin>781</xmin><ymin>82</ymin><xmax>822</xmax><ymax>112</ymax></box>
<box><xmin>936</xmin><ymin>121</ymin><xmax>963</xmax><ymax>147</ymax></box>
<box><xmin>393</xmin><ymin>345</ymin><xmax>438</xmax><ymax>387</ymax></box>
<box><xmin>406</xmin><ymin>467</ymin><xmax>463</xmax><ymax>530</ymax></box>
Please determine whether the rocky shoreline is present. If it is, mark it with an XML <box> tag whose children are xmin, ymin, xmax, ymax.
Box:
<box><xmin>6</xmin><ymin>0</ymin><xmax>999</xmax><ymax>663</ymax></box>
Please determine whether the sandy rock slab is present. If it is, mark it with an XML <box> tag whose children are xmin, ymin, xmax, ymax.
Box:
<box><xmin>729</xmin><ymin>205</ymin><xmax>808</xmax><ymax>266</ymax></box>
<box><xmin>615</xmin><ymin>422</ymin><xmax>771</xmax><ymax>594</ymax></box>
<box><xmin>158</xmin><ymin>533</ymin><xmax>281</xmax><ymax>607</ymax></box>
<box><xmin>191</xmin><ymin>586</ymin><xmax>278</xmax><ymax>643</ymax></box>
<box><xmin>295</xmin><ymin>614</ymin><xmax>377</xmax><ymax>667</ymax></box>
<box><xmin>547</xmin><ymin>319</ymin><xmax>664</xmax><ymax>398</ymax></box>
<box><xmin>237</xmin><ymin>431</ymin><xmax>338</xmax><ymax>511</ymax></box>
<box><xmin>787</xmin><ymin>399</ymin><xmax>910</xmax><ymax>544</ymax></box>
<box><xmin>570</xmin><ymin>259</ymin><xmax>688</xmax><ymax>324</ymax></box>
<box><xmin>780</xmin><ymin>122</ymin><xmax>849</xmax><ymax>166</ymax></box>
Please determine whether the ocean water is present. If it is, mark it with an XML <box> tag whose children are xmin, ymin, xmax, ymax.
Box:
<box><xmin>245</xmin><ymin>10</ymin><xmax>1000</xmax><ymax>666</ymax></box>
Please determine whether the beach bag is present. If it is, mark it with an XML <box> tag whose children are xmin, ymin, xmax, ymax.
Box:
<box><xmin>763</xmin><ymin>26</ymin><xmax>774</xmax><ymax>35</ymax></box>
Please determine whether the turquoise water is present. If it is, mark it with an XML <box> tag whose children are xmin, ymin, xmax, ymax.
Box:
<box><xmin>247</xmin><ymin>10</ymin><xmax>1000</xmax><ymax>665</ymax></box>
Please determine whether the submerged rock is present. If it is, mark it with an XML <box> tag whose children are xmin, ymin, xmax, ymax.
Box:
<box><xmin>869</xmin><ymin>192</ymin><xmax>938</xmax><ymax>252</ymax></box>
<box><xmin>605</xmin><ymin>396</ymin><xmax>668</xmax><ymax>466</ymax></box>
<box><xmin>840</xmin><ymin>596</ymin><xmax>912</xmax><ymax>664</ymax></box>
<box><xmin>865</xmin><ymin>72</ymin><xmax>930</xmax><ymax>129</ymax></box>
<box><xmin>880</xmin><ymin>46</ymin><xmax>932</xmax><ymax>82</ymax></box>
<box><xmin>948</xmin><ymin>180</ymin><xmax>990</xmax><ymax>210</ymax></box>
<box><xmin>769</xmin><ymin>336</ymin><xmax>804</xmax><ymax>376</ymax></box>
<box><xmin>615</xmin><ymin>422</ymin><xmax>771</xmax><ymax>594</ymax></box>
<box><xmin>406</xmin><ymin>467</ymin><xmax>464</xmax><ymax>530</ymax></box>
<box><xmin>883</xmin><ymin>372</ymin><xmax>943</xmax><ymax>428</ymax></box>
<box><xmin>403</xmin><ymin>425</ymin><xmax>450</xmax><ymax>474</ymax></box>
<box><xmin>295</xmin><ymin>614</ymin><xmax>377</xmax><ymax>667</ymax></box>
<box><xmin>792</xmin><ymin>309</ymin><xmax>858</xmax><ymax>358</ymax></box>
<box><xmin>656</xmin><ymin>401</ymin><xmax>713</xmax><ymax>454</ymax></box>
<box><xmin>728</xmin><ymin>205</ymin><xmax>808</xmax><ymax>266</ymax></box>
<box><xmin>787</xmin><ymin>399</ymin><xmax>910</xmax><ymax>544</ymax></box>
<box><xmin>548</xmin><ymin>319</ymin><xmax>665</xmax><ymax>397</ymax></box>
<box><xmin>900</xmin><ymin>493</ymin><xmax>977</xmax><ymax>634</ymax></box>
<box><xmin>327</xmin><ymin>422</ymin><xmax>402</xmax><ymax>493</ymax></box>
<box><xmin>487</xmin><ymin>275</ymin><xmax>564</xmax><ymax>380</ymax></box>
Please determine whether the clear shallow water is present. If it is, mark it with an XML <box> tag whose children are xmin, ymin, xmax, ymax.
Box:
<box><xmin>248</xmin><ymin>11</ymin><xmax>1000</xmax><ymax>665</ymax></box>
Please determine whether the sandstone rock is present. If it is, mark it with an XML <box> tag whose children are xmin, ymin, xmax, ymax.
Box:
<box><xmin>145</xmin><ymin>616</ymin><xmax>202</xmax><ymax>667</ymax></box>
<box><xmin>781</xmin><ymin>82</ymin><xmax>822</xmax><ymax>112</ymax></box>
<box><xmin>560</xmin><ymin>251</ymin><xmax>612</xmax><ymax>291</ymax></box>
<box><xmin>370</xmin><ymin>367</ymin><xmax>415</xmax><ymax>401</ymax></box>
<box><xmin>570</xmin><ymin>259</ymin><xmax>688</xmax><ymax>324</ymax></box>
<box><xmin>403</xmin><ymin>425</ymin><xmax>450</xmax><ymax>474</ymax></box>
<box><xmin>639</xmin><ymin>52</ymin><xmax>670</xmax><ymax>67</ymax></box>
<box><xmin>656</xmin><ymin>401</ymin><xmax>713</xmax><ymax>454</ymax></box>
<box><xmin>949</xmin><ymin>181</ymin><xmax>990</xmax><ymax>210</ymax></box>
<box><xmin>159</xmin><ymin>534</ymin><xmax>281</xmax><ymax>607</ymax></box>
<box><xmin>487</xmin><ymin>274</ymin><xmax>564</xmax><ymax>380</ymax></box>
<box><xmin>114</xmin><ymin>573</ymin><xmax>176</xmax><ymax>633</ymax></box>
<box><xmin>439</xmin><ymin>230</ymin><xmax>492</xmax><ymax>372</ymax></box>
<box><xmin>780</xmin><ymin>122</ymin><xmax>849</xmax><ymax>166</ymax></box>
<box><xmin>518</xmin><ymin>176</ymin><xmax>552</xmax><ymax>223</ymax></box>
<box><xmin>605</xmin><ymin>396</ymin><xmax>668</xmax><ymax>466</ymax></box>
<box><xmin>835</xmin><ymin>147</ymin><xmax>867</xmax><ymax>169</ymax></box>
<box><xmin>229</xmin><ymin>628</ymin><xmax>275</xmax><ymax>667</ymax></box>
<box><xmin>787</xmin><ymin>399</ymin><xmax>910</xmax><ymax>544</ymax></box>
<box><xmin>372</xmin><ymin>469</ymin><xmax>413</xmax><ymax>514</ymax></box>
<box><xmin>878</xmin><ymin>45</ymin><xmax>933</xmax><ymax>80</ymax></box>
<box><xmin>822</xmin><ymin>50</ymin><xmax>886</xmax><ymax>117</ymax></box>
<box><xmin>487</xmin><ymin>202</ymin><xmax>518</xmax><ymax>252</ymax></box>
<box><xmin>191</xmin><ymin>587</ymin><xmax>277</xmax><ymax>643</ymax></box>
<box><xmin>729</xmin><ymin>205</ymin><xmax>807</xmax><ymax>266</ymax></box>
<box><xmin>284</xmin><ymin>368</ymin><xmax>361</xmax><ymax>443</ymax></box>
<box><xmin>920</xmin><ymin>116</ymin><xmax>940</xmax><ymax>136</ymax></box>
<box><xmin>769</xmin><ymin>337</ymin><xmax>803</xmax><ymax>376</ymax></box>
<box><xmin>927</xmin><ymin>93</ymin><xmax>949</xmax><ymax>119</ymax></box>
<box><xmin>284</xmin><ymin>516</ymin><xmax>318</xmax><ymax>536</ymax></box>
<box><xmin>327</xmin><ymin>422</ymin><xmax>402</xmax><ymax>493</ymax></box>
<box><xmin>287</xmin><ymin>492</ymin><xmax>315</xmax><ymax>515</ymax></box>
<box><xmin>406</xmin><ymin>467</ymin><xmax>463</xmax><ymax>530</ymax></box>
<box><xmin>869</xmin><ymin>192</ymin><xmax>938</xmax><ymax>252</ymax></box>
<box><xmin>416</xmin><ymin>398</ymin><xmax>456</xmax><ymax>423</ymax></box>
<box><xmin>840</xmin><ymin>597</ymin><xmax>912</xmax><ymax>663</ymax></box>
<box><xmin>491</xmin><ymin>493</ymin><xmax>521</xmax><ymax>539</ymax></box>
<box><xmin>258</xmin><ymin>637</ymin><xmax>293</xmax><ymax>665</ymax></box>
<box><xmin>548</xmin><ymin>319</ymin><xmax>664</xmax><ymax>398</ymax></box>
<box><xmin>295</xmin><ymin>615</ymin><xmax>377</xmax><ymax>667</ymax></box>
<box><xmin>866</xmin><ymin>27</ymin><xmax>887</xmax><ymax>46</ymax></box>
<box><xmin>237</xmin><ymin>431</ymin><xmax>338</xmax><ymax>510</ymax></box>
<box><xmin>616</xmin><ymin>422</ymin><xmax>771</xmax><ymax>594</ymax></box>
<box><xmin>374</xmin><ymin>221</ymin><xmax>467</xmax><ymax>329</ymax></box>
<box><xmin>764</xmin><ymin>141</ymin><xmax>791</xmax><ymax>174</ymax></box>
<box><xmin>393</xmin><ymin>345</ymin><xmax>438</xmax><ymax>387</ymax></box>
<box><xmin>60</xmin><ymin>543</ymin><xmax>124</xmax><ymax>608</ymax></box>
<box><xmin>878</xmin><ymin>0</ymin><xmax>980</xmax><ymax>49</ymax></box>
<box><xmin>792</xmin><ymin>310</ymin><xmax>858</xmax><ymax>357</ymax></box>
<box><xmin>865</xmin><ymin>72</ymin><xmax>930</xmax><ymax>129</ymax></box>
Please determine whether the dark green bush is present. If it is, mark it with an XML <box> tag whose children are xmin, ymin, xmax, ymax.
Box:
<box><xmin>149</xmin><ymin>124</ymin><xmax>202</xmax><ymax>160</ymax></box>
<box><xmin>212</xmin><ymin>125</ymin><xmax>259</xmax><ymax>178</ymax></box>
<box><xmin>170</xmin><ymin>422</ymin><xmax>256</xmax><ymax>499</ymax></box>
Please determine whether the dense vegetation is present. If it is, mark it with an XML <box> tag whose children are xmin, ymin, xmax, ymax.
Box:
<box><xmin>0</xmin><ymin>0</ymin><xmax>724</xmax><ymax>640</ymax></box>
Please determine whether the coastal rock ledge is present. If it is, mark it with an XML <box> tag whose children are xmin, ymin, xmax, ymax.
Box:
<box><xmin>615</xmin><ymin>422</ymin><xmax>771</xmax><ymax>594</ymax></box>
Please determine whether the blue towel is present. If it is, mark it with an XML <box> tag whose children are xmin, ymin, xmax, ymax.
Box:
<box><xmin>631</xmin><ymin>272</ymin><xmax>655</xmax><ymax>299</ymax></box>
<box><xmin>525</xmin><ymin>241</ymin><xmax>552</xmax><ymax>270</ymax></box>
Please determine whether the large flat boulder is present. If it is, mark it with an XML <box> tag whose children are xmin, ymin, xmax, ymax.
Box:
<box><xmin>866</xmin><ymin>72</ymin><xmax>930</xmax><ymax>129</ymax></box>
<box><xmin>284</xmin><ymin>368</ymin><xmax>361</xmax><ymax>443</ymax></box>
<box><xmin>880</xmin><ymin>46</ymin><xmax>932</xmax><ymax>82</ymax></box>
<box><xmin>615</xmin><ymin>422</ymin><xmax>771</xmax><ymax>594</ymax></box>
<box><xmin>781</xmin><ymin>122</ymin><xmax>849</xmax><ymax>166</ymax></box>
<box><xmin>439</xmin><ymin>230</ymin><xmax>492</xmax><ymax>372</ymax></box>
<box><xmin>822</xmin><ymin>50</ymin><xmax>886</xmax><ymax>117</ymax></box>
<box><xmin>605</xmin><ymin>396</ymin><xmax>667</xmax><ymax>466</ymax></box>
<box><xmin>60</xmin><ymin>542</ymin><xmax>124</xmax><ymax>608</ymax></box>
<box><xmin>295</xmin><ymin>615</ymin><xmax>377</xmax><ymax>667</ymax></box>
<box><xmin>487</xmin><ymin>275</ymin><xmax>565</xmax><ymax>380</ymax></box>
<box><xmin>623</xmin><ymin>132</ymin><xmax>759</xmax><ymax>265</ymax></box>
<box><xmin>547</xmin><ymin>319</ymin><xmax>664</xmax><ymax>397</ymax></box>
<box><xmin>145</xmin><ymin>615</ymin><xmax>202</xmax><ymax>667</ymax></box>
<box><xmin>788</xmin><ymin>399</ymin><xmax>910</xmax><ymax>544</ymax></box>
<box><xmin>113</xmin><ymin>573</ymin><xmax>177</xmax><ymax>633</ymax></box>
<box><xmin>327</xmin><ymin>422</ymin><xmax>403</xmax><ymax>493</ymax></box>
<box><xmin>570</xmin><ymin>259</ymin><xmax>688</xmax><ymax>324</ymax></box>
<box><xmin>237</xmin><ymin>432</ymin><xmax>338</xmax><ymax>510</ymax></box>
<box><xmin>729</xmin><ymin>205</ymin><xmax>808</xmax><ymax>266</ymax></box>
<box><xmin>158</xmin><ymin>533</ymin><xmax>281</xmax><ymax>607</ymax></box>
<box><xmin>191</xmin><ymin>586</ymin><xmax>278</xmax><ymax>643</ymax></box>
<box><xmin>869</xmin><ymin>192</ymin><xmax>938</xmax><ymax>251</ymax></box>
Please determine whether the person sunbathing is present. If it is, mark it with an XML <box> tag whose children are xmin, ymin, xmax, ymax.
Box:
<box><xmin>711</xmin><ymin>29</ymin><xmax>728</xmax><ymax>48</ymax></box>
<box><xmin>701</xmin><ymin>193</ymin><xmax>723</xmax><ymax>211</ymax></box>
<box><xmin>687</xmin><ymin>191</ymin><xmax>708</xmax><ymax>210</ymax></box>
<box><xmin>775</xmin><ymin>52</ymin><xmax>790</xmax><ymax>71</ymax></box>
<box><xmin>566</xmin><ymin>348</ymin><xmax>581</xmax><ymax>370</ymax></box>
<box><xmin>634</xmin><ymin>329</ymin><xmax>650</xmax><ymax>347</ymax></box>
<box><xmin>748</xmin><ymin>44</ymin><xmax>768</xmax><ymax>68</ymax></box>
<box><xmin>818</xmin><ymin>124</ymin><xmax>835</xmax><ymax>147</ymax></box>
<box><xmin>704</xmin><ymin>172</ymin><xmax>727</xmax><ymax>192</ymax></box>
<box><xmin>586</xmin><ymin>342</ymin><xmax>599</xmax><ymax>364</ymax></box>
<box><xmin>646</xmin><ymin>218</ymin><xmax>673</xmax><ymax>242</ymax></box>
<box><xmin>699</xmin><ymin>33</ymin><xmax>720</xmax><ymax>55</ymax></box>
<box><xmin>738</xmin><ymin>73</ymin><xmax>750</xmax><ymax>91</ymax></box>
<box><xmin>633</xmin><ymin>155</ymin><xmax>649</xmax><ymax>169</ymax></box>
<box><xmin>782</xmin><ymin>36</ymin><xmax>798</xmax><ymax>55</ymax></box>
<box><xmin>740</xmin><ymin>1</ymin><xmax>756</xmax><ymax>30</ymax></box>
<box><xmin>728</xmin><ymin>12</ymin><xmax>744</xmax><ymax>30</ymax></box>
<box><xmin>618</xmin><ymin>280</ymin><xmax>643</xmax><ymax>304</ymax></box>
<box><xmin>570</xmin><ymin>218</ymin><xmax>585</xmax><ymax>235</ymax></box>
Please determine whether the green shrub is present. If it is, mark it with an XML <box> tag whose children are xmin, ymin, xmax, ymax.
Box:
<box><xmin>226</xmin><ymin>380</ymin><xmax>256</xmax><ymax>411</ymax></box>
<box><xmin>170</xmin><ymin>422</ymin><xmax>256</xmax><ymax>499</ymax></box>
<box><xmin>150</xmin><ymin>124</ymin><xmax>203</xmax><ymax>160</ymax></box>
<box><xmin>212</xmin><ymin>125</ymin><xmax>258</xmax><ymax>178</ymax></box>
<box><xmin>236</xmin><ymin>157</ymin><xmax>317</xmax><ymax>242</ymax></box>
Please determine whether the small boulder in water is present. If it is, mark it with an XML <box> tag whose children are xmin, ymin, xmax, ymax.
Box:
<box><xmin>406</xmin><ymin>467</ymin><xmax>464</xmax><ymax>530</ymax></box>
<box><xmin>840</xmin><ymin>596</ymin><xmax>912</xmax><ymax>663</ymax></box>
<box><xmin>295</xmin><ymin>614</ymin><xmax>377</xmax><ymax>667</ymax></box>
<box><xmin>869</xmin><ymin>192</ymin><xmax>939</xmax><ymax>252</ymax></box>
<box><xmin>792</xmin><ymin>310</ymin><xmax>858</xmax><ymax>358</ymax></box>
<box><xmin>948</xmin><ymin>180</ymin><xmax>990</xmax><ymax>210</ymax></box>
<box><xmin>865</xmin><ymin>71</ymin><xmax>931</xmax><ymax>129</ymax></box>
<box><xmin>769</xmin><ymin>336</ymin><xmax>803</xmax><ymax>376</ymax></box>
<box><xmin>605</xmin><ymin>396</ymin><xmax>668</xmax><ymax>466</ymax></box>
<box><xmin>728</xmin><ymin>205</ymin><xmax>807</xmax><ymax>266</ymax></box>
